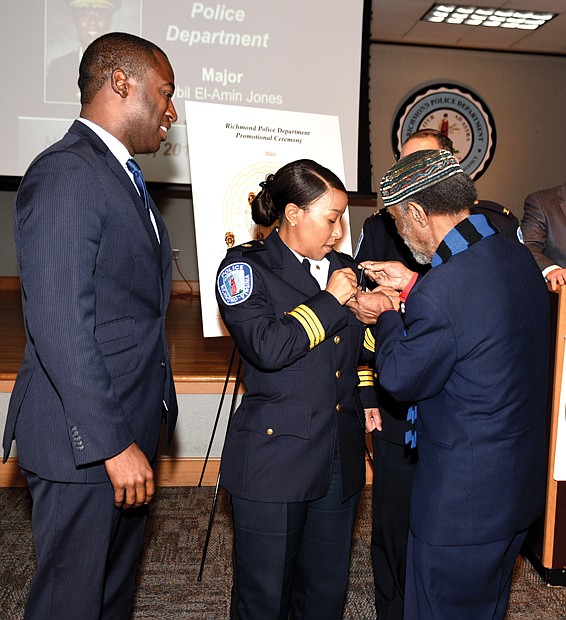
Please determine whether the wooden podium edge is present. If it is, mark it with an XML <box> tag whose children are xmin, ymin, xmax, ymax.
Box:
<box><xmin>542</xmin><ymin>284</ymin><xmax>565</xmax><ymax>565</ymax></box>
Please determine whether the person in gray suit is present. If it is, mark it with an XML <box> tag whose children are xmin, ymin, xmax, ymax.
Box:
<box><xmin>521</xmin><ymin>183</ymin><xmax>566</xmax><ymax>290</ymax></box>
<box><xmin>2</xmin><ymin>32</ymin><xmax>178</xmax><ymax>619</ymax></box>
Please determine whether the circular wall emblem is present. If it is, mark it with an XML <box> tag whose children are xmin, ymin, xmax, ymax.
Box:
<box><xmin>392</xmin><ymin>84</ymin><xmax>496</xmax><ymax>180</ymax></box>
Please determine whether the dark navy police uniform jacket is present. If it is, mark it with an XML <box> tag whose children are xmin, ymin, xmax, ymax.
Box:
<box><xmin>216</xmin><ymin>231</ymin><xmax>368</xmax><ymax>504</ymax></box>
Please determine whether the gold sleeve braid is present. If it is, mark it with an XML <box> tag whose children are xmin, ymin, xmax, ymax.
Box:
<box><xmin>363</xmin><ymin>328</ymin><xmax>375</xmax><ymax>353</ymax></box>
<box><xmin>287</xmin><ymin>304</ymin><xmax>326</xmax><ymax>350</ymax></box>
<box><xmin>357</xmin><ymin>366</ymin><xmax>374</xmax><ymax>387</ymax></box>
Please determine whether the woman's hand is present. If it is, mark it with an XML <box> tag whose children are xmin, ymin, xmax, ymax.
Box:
<box><xmin>325</xmin><ymin>268</ymin><xmax>359</xmax><ymax>305</ymax></box>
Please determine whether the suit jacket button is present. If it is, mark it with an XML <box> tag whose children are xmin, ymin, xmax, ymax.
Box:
<box><xmin>335</xmin><ymin>403</ymin><xmax>342</xmax><ymax>413</ymax></box>
<box><xmin>335</xmin><ymin>370</ymin><xmax>342</xmax><ymax>379</ymax></box>
<box><xmin>160</xmin><ymin>361</ymin><xmax>166</xmax><ymax>368</ymax></box>
<box><xmin>266</xmin><ymin>428</ymin><xmax>274</xmax><ymax>436</ymax></box>
<box><xmin>334</xmin><ymin>335</ymin><xmax>341</xmax><ymax>344</ymax></box>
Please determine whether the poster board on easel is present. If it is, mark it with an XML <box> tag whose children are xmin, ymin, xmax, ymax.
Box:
<box><xmin>185</xmin><ymin>102</ymin><xmax>351</xmax><ymax>338</ymax></box>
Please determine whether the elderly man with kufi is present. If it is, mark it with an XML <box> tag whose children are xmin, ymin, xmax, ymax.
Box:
<box><xmin>348</xmin><ymin>149</ymin><xmax>550</xmax><ymax>620</ymax></box>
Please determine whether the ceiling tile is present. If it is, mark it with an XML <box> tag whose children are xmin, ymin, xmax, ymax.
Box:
<box><xmin>371</xmin><ymin>0</ymin><xmax>566</xmax><ymax>55</ymax></box>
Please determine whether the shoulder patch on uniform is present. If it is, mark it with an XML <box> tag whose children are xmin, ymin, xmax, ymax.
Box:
<box><xmin>217</xmin><ymin>262</ymin><xmax>254</xmax><ymax>306</ymax></box>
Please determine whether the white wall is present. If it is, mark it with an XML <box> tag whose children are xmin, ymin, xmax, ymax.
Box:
<box><xmin>369</xmin><ymin>44</ymin><xmax>566</xmax><ymax>216</ymax></box>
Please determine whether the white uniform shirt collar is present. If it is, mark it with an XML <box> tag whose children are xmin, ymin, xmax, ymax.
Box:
<box><xmin>287</xmin><ymin>245</ymin><xmax>329</xmax><ymax>289</ymax></box>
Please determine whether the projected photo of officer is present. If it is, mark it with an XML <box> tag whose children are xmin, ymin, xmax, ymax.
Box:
<box><xmin>45</xmin><ymin>0</ymin><xmax>139</xmax><ymax>103</ymax></box>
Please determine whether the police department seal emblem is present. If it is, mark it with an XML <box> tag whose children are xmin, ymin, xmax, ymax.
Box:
<box><xmin>392</xmin><ymin>83</ymin><xmax>496</xmax><ymax>180</ymax></box>
<box><xmin>218</xmin><ymin>262</ymin><xmax>253</xmax><ymax>305</ymax></box>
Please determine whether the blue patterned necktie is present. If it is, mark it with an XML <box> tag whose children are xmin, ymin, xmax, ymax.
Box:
<box><xmin>127</xmin><ymin>158</ymin><xmax>150</xmax><ymax>213</ymax></box>
<box><xmin>127</xmin><ymin>158</ymin><xmax>160</xmax><ymax>242</ymax></box>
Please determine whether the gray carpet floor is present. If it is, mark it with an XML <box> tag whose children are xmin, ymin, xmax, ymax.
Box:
<box><xmin>0</xmin><ymin>486</ymin><xmax>564</xmax><ymax>619</ymax></box>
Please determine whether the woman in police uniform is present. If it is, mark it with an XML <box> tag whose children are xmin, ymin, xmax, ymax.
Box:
<box><xmin>216</xmin><ymin>159</ymin><xmax>372</xmax><ymax>620</ymax></box>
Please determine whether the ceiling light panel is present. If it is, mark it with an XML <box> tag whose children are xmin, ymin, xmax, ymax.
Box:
<box><xmin>422</xmin><ymin>4</ymin><xmax>556</xmax><ymax>30</ymax></box>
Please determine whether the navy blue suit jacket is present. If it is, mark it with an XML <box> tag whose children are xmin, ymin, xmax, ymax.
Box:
<box><xmin>355</xmin><ymin>203</ymin><xmax>521</xmax><ymax>446</ymax></box>
<box><xmin>3</xmin><ymin>120</ymin><xmax>177</xmax><ymax>483</ymax></box>
<box><xmin>216</xmin><ymin>232</ymin><xmax>366</xmax><ymax>503</ymax></box>
<box><xmin>373</xmin><ymin>230</ymin><xmax>549</xmax><ymax>545</ymax></box>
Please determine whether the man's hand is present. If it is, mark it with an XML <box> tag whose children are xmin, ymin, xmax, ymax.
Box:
<box><xmin>359</xmin><ymin>260</ymin><xmax>415</xmax><ymax>292</ymax></box>
<box><xmin>547</xmin><ymin>267</ymin><xmax>566</xmax><ymax>291</ymax></box>
<box><xmin>347</xmin><ymin>288</ymin><xmax>398</xmax><ymax>324</ymax></box>
<box><xmin>104</xmin><ymin>442</ymin><xmax>155</xmax><ymax>509</ymax></box>
<box><xmin>365</xmin><ymin>407</ymin><xmax>382</xmax><ymax>433</ymax></box>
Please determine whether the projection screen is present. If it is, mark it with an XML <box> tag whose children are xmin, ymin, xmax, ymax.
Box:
<box><xmin>0</xmin><ymin>0</ymin><xmax>367</xmax><ymax>190</ymax></box>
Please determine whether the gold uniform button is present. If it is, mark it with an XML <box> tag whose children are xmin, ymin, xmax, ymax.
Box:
<box><xmin>335</xmin><ymin>370</ymin><xmax>342</xmax><ymax>379</ymax></box>
<box><xmin>266</xmin><ymin>428</ymin><xmax>274</xmax><ymax>436</ymax></box>
<box><xmin>335</xmin><ymin>403</ymin><xmax>342</xmax><ymax>413</ymax></box>
<box><xmin>334</xmin><ymin>335</ymin><xmax>341</xmax><ymax>345</ymax></box>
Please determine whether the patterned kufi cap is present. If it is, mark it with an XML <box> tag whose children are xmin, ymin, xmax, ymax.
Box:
<box><xmin>380</xmin><ymin>149</ymin><xmax>464</xmax><ymax>207</ymax></box>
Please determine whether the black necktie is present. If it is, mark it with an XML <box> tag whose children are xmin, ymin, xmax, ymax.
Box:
<box><xmin>302</xmin><ymin>258</ymin><xmax>320</xmax><ymax>288</ymax></box>
<box><xmin>127</xmin><ymin>158</ymin><xmax>150</xmax><ymax>213</ymax></box>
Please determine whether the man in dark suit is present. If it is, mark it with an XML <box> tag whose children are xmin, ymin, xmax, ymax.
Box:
<box><xmin>350</xmin><ymin>149</ymin><xmax>549</xmax><ymax>619</ymax></box>
<box><xmin>354</xmin><ymin>127</ymin><xmax>521</xmax><ymax>620</ymax></box>
<box><xmin>2</xmin><ymin>32</ymin><xmax>178</xmax><ymax>619</ymax></box>
<box><xmin>521</xmin><ymin>182</ymin><xmax>566</xmax><ymax>290</ymax></box>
